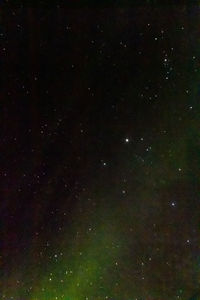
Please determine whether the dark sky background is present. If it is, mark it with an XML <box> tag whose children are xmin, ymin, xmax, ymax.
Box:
<box><xmin>1</xmin><ymin>5</ymin><xmax>200</xmax><ymax>300</ymax></box>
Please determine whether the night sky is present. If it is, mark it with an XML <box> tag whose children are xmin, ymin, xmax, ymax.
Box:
<box><xmin>1</xmin><ymin>4</ymin><xmax>200</xmax><ymax>300</ymax></box>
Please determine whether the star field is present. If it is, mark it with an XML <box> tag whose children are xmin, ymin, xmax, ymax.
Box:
<box><xmin>1</xmin><ymin>4</ymin><xmax>200</xmax><ymax>300</ymax></box>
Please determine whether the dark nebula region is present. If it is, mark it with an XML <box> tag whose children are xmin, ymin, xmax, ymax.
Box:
<box><xmin>1</xmin><ymin>5</ymin><xmax>200</xmax><ymax>300</ymax></box>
